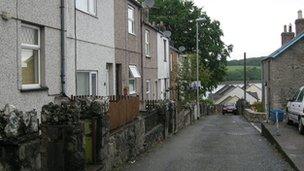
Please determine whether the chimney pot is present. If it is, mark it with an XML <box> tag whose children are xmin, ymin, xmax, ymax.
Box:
<box><xmin>298</xmin><ymin>10</ymin><xmax>303</xmax><ymax>19</ymax></box>
<box><xmin>281</xmin><ymin>24</ymin><xmax>295</xmax><ymax>46</ymax></box>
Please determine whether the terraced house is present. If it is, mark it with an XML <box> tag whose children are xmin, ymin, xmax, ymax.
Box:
<box><xmin>65</xmin><ymin>0</ymin><xmax>116</xmax><ymax>97</ymax></box>
<box><xmin>114</xmin><ymin>0</ymin><xmax>143</xmax><ymax>97</ymax></box>
<box><xmin>0</xmin><ymin>0</ymin><xmax>62</xmax><ymax>111</ymax></box>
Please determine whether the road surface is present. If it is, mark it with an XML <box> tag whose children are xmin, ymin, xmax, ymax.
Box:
<box><xmin>123</xmin><ymin>114</ymin><xmax>293</xmax><ymax>171</ymax></box>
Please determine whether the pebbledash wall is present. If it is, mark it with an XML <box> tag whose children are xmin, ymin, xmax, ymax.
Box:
<box><xmin>65</xmin><ymin>0</ymin><xmax>116</xmax><ymax>97</ymax></box>
<box><xmin>114</xmin><ymin>0</ymin><xmax>142</xmax><ymax>97</ymax></box>
<box><xmin>142</xmin><ymin>22</ymin><xmax>158</xmax><ymax>100</ymax></box>
<box><xmin>0</xmin><ymin>0</ymin><xmax>61</xmax><ymax>112</ymax></box>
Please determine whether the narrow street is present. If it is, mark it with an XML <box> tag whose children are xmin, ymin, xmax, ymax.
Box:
<box><xmin>123</xmin><ymin>114</ymin><xmax>293</xmax><ymax>171</ymax></box>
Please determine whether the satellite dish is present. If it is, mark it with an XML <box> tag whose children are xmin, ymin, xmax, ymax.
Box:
<box><xmin>143</xmin><ymin>0</ymin><xmax>155</xmax><ymax>8</ymax></box>
<box><xmin>163</xmin><ymin>30</ymin><xmax>172</xmax><ymax>38</ymax></box>
<box><xmin>178</xmin><ymin>46</ymin><xmax>186</xmax><ymax>52</ymax></box>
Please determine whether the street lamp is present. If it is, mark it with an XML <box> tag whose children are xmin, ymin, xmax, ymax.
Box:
<box><xmin>195</xmin><ymin>17</ymin><xmax>205</xmax><ymax>119</ymax></box>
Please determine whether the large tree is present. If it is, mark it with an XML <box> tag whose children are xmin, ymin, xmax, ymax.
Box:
<box><xmin>143</xmin><ymin>0</ymin><xmax>233</xmax><ymax>94</ymax></box>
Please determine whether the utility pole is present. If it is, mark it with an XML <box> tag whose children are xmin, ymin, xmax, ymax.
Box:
<box><xmin>244</xmin><ymin>52</ymin><xmax>247</xmax><ymax>101</ymax></box>
<box><xmin>196</xmin><ymin>20</ymin><xmax>199</xmax><ymax>119</ymax></box>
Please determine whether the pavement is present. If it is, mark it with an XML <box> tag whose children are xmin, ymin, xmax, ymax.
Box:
<box><xmin>262</xmin><ymin>121</ymin><xmax>304</xmax><ymax>171</ymax></box>
<box><xmin>122</xmin><ymin>114</ymin><xmax>293</xmax><ymax>171</ymax></box>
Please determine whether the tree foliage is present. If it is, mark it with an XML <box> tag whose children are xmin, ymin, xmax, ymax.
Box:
<box><xmin>145</xmin><ymin>0</ymin><xmax>233</xmax><ymax>94</ymax></box>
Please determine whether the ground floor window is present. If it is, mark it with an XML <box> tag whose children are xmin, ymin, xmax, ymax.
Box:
<box><xmin>76</xmin><ymin>71</ymin><xmax>97</xmax><ymax>95</ymax></box>
<box><xmin>129</xmin><ymin>65</ymin><xmax>141</xmax><ymax>95</ymax></box>
<box><xmin>129</xmin><ymin>79</ymin><xmax>136</xmax><ymax>95</ymax></box>
<box><xmin>146</xmin><ymin>80</ymin><xmax>151</xmax><ymax>99</ymax></box>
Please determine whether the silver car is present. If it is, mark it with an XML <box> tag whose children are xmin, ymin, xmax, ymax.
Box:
<box><xmin>286</xmin><ymin>86</ymin><xmax>304</xmax><ymax>134</ymax></box>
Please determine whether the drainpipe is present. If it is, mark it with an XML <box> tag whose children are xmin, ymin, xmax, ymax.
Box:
<box><xmin>60</xmin><ymin>0</ymin><xmax>66</xmax><ymax>95</ymax></box>
<box><xmin>140</xmin><ymin>8</ymin><xmax>144</xmax><ymax>100</ymax></box>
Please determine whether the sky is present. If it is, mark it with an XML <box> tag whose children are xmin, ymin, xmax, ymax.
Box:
<box><xmin>193</xmin><ymin>0</ymin><xmax>304</xmax><ymax>60</ymax></box>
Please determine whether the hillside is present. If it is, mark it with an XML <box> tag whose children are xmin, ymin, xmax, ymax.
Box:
<box><xmin>224</xmin><ymin>57</ymin><xmax>265</xmax><ymax>82</ymax></box>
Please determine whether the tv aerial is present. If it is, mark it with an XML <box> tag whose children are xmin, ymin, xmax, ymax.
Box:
<box><xmin>142</xmin><ymin>0</ymin><xmax>155</xmax><ymax>8</ymax></box>
<box><xmin>178</xmin><ymin>46</ymin><xmax>186</xmax><ymax>52</ymax></box>
<box><xmin>163</xmin><ymin>30</ymin><xmax>172</xmax><ymax>38</ymax></box>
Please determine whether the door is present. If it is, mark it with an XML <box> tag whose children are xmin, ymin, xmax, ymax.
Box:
<box><xmin>116</xmin><ymin>64</ymin><xmax>122</xmax><ymax>95</ymax></box>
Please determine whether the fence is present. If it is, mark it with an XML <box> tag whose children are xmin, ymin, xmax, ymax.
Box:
<box><xmin>108</xmin><ymin>95</ymin><xmax>140</xmax><ymax>131</ymax></box>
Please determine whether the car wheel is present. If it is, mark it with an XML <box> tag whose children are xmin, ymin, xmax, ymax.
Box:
<box><xmin>286</xmin><ymin>114</ymin><xmax>293</xmax><ymax>125</ymax></box>
<box><xmin>222</xmin><ymin>112</ymin><xmax>225</xmax><ymax>115</ymax></box>
<box><xmin>298</xmin><ymin>118</ymin><xmax>304</xmax><ymax>135</ymax></box>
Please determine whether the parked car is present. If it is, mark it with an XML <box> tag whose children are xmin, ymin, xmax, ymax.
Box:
<box><xmin>222</xmin><ymin>104</ymin><xmax>237</xmax><ymax>115</ymax></box>
<box><xmin>286</xmin><ymin>86</ymin><xmax>304</xmax><ymax>134</ymax></box>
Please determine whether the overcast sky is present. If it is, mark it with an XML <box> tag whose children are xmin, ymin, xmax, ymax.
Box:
<box><xmin>193</xmin><ymin>0</ymin><xmax>304</xmax><ymax>60</ymax></box>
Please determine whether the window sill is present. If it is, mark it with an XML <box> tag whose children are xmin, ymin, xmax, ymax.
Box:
<box><xmin>129</xmin><ymin>91</ymin><xmax>137</xmax><ymax>95</ymax></box>
<box><xmin>76</xmin><ymin>9</ymin><xmax>98</xmax><ymax>19</ymax></box>
<box><xmin>20</xmin><ymin>86</ymin><xmax>49</xmax><ymax>93</ymax></box>
<box><xmin>128</xmin><ymin>32</ymin><xmax>136</xmax><ymax>37</ymax></box>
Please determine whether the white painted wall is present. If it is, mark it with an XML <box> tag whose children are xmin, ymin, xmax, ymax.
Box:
<box><xmin>247</xmin><ymin>84</ymin><xmax>262</xmax><ymax>100</ymax></box>
<box><xmin>215</xmin><ymin>86</ymin><xmax>258</xmax><ymax>105</ymax></box>
<box><xmin>157</xmin><ymin>33</ymin><xmax>170</xmax><ymax>99</ymax></box>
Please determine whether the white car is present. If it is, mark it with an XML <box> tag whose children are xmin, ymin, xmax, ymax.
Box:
<box><xmin>286</xmin><ymin>86</ymin><xmax>304</xmax><ymax>134</ymax></box>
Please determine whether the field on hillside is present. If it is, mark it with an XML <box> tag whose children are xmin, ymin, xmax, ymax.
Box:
<box><xmin>224</xmin><ymin>66</ymin><xmax>261</xmax><ymax>81</ymax></box>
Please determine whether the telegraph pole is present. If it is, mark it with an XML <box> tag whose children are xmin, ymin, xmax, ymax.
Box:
<box><xmin>244</xmin><ymin>52</ymin><xmax>247</xmax><ymax>101</ymax></box>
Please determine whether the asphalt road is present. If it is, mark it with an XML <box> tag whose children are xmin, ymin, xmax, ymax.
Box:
<box><xmin>123</xmin><ymin>114</ymin><xmax>293</xmax><ymax>171</ymax></box>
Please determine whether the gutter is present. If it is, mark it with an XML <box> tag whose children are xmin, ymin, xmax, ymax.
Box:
<box><xmin>60</xmin><ymin>0</ymin><xmax>66</xmax><ymax>95</ymax></box>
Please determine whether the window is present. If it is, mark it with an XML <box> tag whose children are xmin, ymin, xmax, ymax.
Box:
<box><xmin>21</xmin><ymin>24</ymin><xmax>41</xmax><ymax>89</ymax></box>
<box><xmin>145</xmin><ymin>30</ymin><xmax>150</xmax><ymax>56</ymax></box>
<box><xmin>128</xmin><ymin>5</ymin><xmax>135</xmax><ymax>34</ymax></box>
<box><xmin>163</xmin><ymin>39</ymin><xmax>167</xmax><ymax>61</ymax></box>
<box><xmin>129</xmin><ymin>65</ymin><xmax>141</xmax><ymax>94</ymax></box>
<box><xmin>76</xmin><ymin>71</ymin><xmax>97</xmax><ymax>95</ymax></box>
<box><xmin>129</xmin><ymin>79</ymin><xmax>136</xmax><ymax>95</ymax></box>
<box><xmin>76</xmin><ymin>0</ymin><xmax>96</xmax><ymax>15</ymax></box>
<box><xmin>146</xmin><ymin>80</ymin><xmax>151</xmax><ymax>99</ymax></box>
<box><xmin>297</xmin><ymin>89</ymin><xmax>304</xmax><ymax>102</ymax></box>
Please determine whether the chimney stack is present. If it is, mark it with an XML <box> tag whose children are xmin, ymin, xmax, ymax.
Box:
<box><xmin>281</xmin><ymin>24</ymin><xmax>295</xmax><ymax>46</ymax></box>
<box><xmin>295</xmin><ymin>10</ymin><xmax>304</xmax><ymax>36</ymax></box>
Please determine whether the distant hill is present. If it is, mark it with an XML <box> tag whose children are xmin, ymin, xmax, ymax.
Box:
<box><xmin>227</xmin><ymin>56</ymin><xmax>266</xmax><ymax>66</ymax></box>
<box><xmin>224</xmin><ymin>57</ymin><xmax>265</xmax><ymax>82</ymax></box>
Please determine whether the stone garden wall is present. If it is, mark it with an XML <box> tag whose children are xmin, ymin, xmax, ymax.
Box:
<box><xmin>243</xmin><ymin>109</ymin><xmax>267</xmax><ymax>123</ymax></box>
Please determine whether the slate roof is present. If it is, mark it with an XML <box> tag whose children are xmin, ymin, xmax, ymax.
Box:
<box><xmin>263</xmin><ymin>32</ymin><xmax>304</xmax><ymax>61</ymax></box>
<box><xmin>247</xmin><ymin>91</ymin><xmax>259</xmax><ymax>100</ymax></box>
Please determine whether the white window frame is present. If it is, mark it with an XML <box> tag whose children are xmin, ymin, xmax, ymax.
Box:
<box><xmin>146</xmin><ymin>80</ymin><xmax>151</xmax><ymax>99</ymax></box>
<box><xmin>145</xmin><ymin>30</ymin><xmax>150</xmax><ymax>57</ymax></box>
<box><xmin>129</xmin><ymin>79</ymin><xmax>136</xmax><ymax>95</ymax></box>
<box><xmin>128</xmin><ymin>5</ymin><xmax>135</xmax><ymax>35</ymax></box>
<box><xmin>76</xmin><ymin>71</ymin><xmax>98</xmax><ymax>95</ymax></box>
<box><xmin>21</xmin><ymin>24</ymin><xmax>41</xmax><ymax>90</ymax></box>
<box><xmin>76</xmin><ymin>0</ymin><xmax>97</xmax><ymax>16</ymax></box>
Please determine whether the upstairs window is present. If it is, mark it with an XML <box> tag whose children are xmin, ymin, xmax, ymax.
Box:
<box><xmin>128</xmin><ymin>5</ymin><xmax>135</xmax><ymax>34</ymax></box>
<box><xmin>145</xmin><ymin>30</ymin><xmax>150</xmax><ymax>56</ymax></box>
<box><xmin>163</xmin><ymin>39</ymin><xmax>167</xmax><ymax>61</ymax></box>
<box><xmin>76</xmin><ymin>0</ymin><xmax>96</xmax><ymax>15</ymax></box>
<box><xmin>21</xmin><ymin>24</ymin><xmax>41</xmax><ymax>89</ymax></box>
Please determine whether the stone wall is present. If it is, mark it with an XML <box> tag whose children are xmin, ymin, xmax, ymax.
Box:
<box><xmin>0</xmin><ymin>104</ymin><xmax>40</xmax><ymax>171</ymax></box>
<box><xmin>243</xmin><ymin>109</ymin><xmax>267</xmax><ymax>123</ymax></box>
<box><xmin>262</xmin><ymin>40</ymin><xmax>304</xmax><ymax>110</ymax></box>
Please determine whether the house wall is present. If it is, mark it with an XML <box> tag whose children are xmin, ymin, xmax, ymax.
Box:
<box><xmin>65</xmin><ymin>0</ymin><xmax>115</xmax><ymax>96</ymax></box>
<box><xmin>157</xmin><ymin>33</ymin><xmax>170</xmax><ymax>99</ymax></box>
<box><xmin>114</xmin><ymin>0</ymin><xmax>142</xmax><ymax>97</ymax></box>
<box><xmin>142</xmin><ymin>23</ymin><xmax>158</xmax><ymax>100</ymax></box>
<box><xmin>247</xmin><ymin>84</ymin><xmax>262</xmax><ymax>100</ymax></box>
<box><xmin>0</xmin><ymin>0</ymin><xmax>61</xmax><ymax>111</ymax></box>
<box><xmin>169</xmin><ymin>48</ymin><xmax>179</xmax><ymax>101</ymax></box>
<box><xmin>262</xmin><ymin>40</ymin><xmax>304</xmax><ymax>109</ymax></box>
